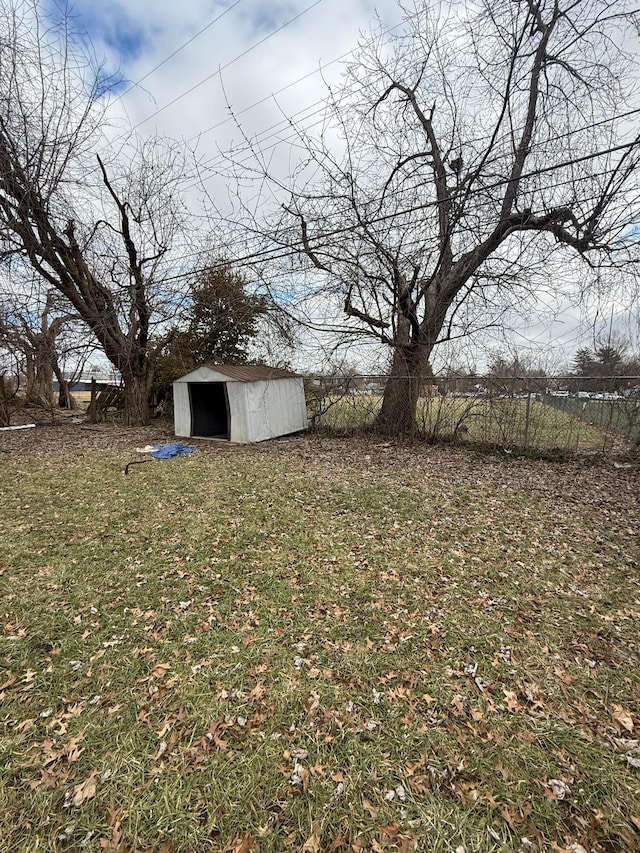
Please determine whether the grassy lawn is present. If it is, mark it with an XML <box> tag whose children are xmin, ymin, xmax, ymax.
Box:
<box><xmin>543</xmin><ymin>397</ymin><xmax>640</xmax><ymax>443</ymax></box>
<box><xmin>0</xmin><ymin>425</ymin><xmax>639</xmax><ymax>852</ymax></box>
<box><xmin>312</xmin><ymin>395</ymin><xmax>611</xmax><ymax>452</ymax></box>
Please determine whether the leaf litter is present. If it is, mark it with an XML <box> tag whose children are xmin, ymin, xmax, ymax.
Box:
<box><xmin>0</xmin><ymin>426</ymin><xmax>638</xmax><ymax>851</ymax></box>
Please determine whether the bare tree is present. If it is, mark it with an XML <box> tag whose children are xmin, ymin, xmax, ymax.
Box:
<box><xmin>0</xmin><ymin>343</ymin><xmax>19</xmax><ymax>425</ymax></box>
<box><xmin>234</xmin><ymin>0</ymin><xmax>640</xmax><ymax>433</ymax></box>
<box><xmin>0</xmin><ymin>0</ymin><xmax>198</xmax><ymax>424</ymax></box>
<box><xmin>1</xmin><ymin>289</ymin><xmax>69</xmax><ymax>406</ymax></box>
<box><xmin>0</xmin><ymin>281</ymin><xmax>98</xmax><ymax>407</ymax></box>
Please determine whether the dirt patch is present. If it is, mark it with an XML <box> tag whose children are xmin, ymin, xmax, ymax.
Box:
<box><xmin>266</xmin><ymin>432</ymin><xmax>640</xmax><ymax>518</ymax></box>
<box><xmin>0</xmin><ymin>408</ymin><xmax>174</xmax><ymax>456</ymax></box>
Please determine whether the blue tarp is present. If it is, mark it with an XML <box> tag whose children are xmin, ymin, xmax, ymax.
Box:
<box><xmin>150</xmin><ymin>443</ymin><xmax>197</xmax><ymax>460</ymax></box>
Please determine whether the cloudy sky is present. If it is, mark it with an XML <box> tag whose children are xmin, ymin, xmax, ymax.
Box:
<box><xmin>38</xmin><ymin>0</ymin><xmax>639</xmax><ymax>371</ymax></box>
<box><xmin>48</xmin><ymin>0</ymin><xmax>401</xmax><ymax>165</ymax></box>
<box><xmin>37</xmin><ymin>0</ymin><xmax>413</xmax><ymax>369</ymax></box>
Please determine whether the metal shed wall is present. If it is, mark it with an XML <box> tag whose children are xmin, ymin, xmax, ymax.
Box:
<box><xmin>173</xmin><ymin>366</ymin><xmax>307</xmax><ymax>443</ymax></box>
<box><xmin>242</xmin><ymin>378</ymin><xmax>308</xmax><ymax>442</ymax></box>
<box><xmin>173</xmin><ymin>381</ymin><xmax>192</xmax><ymax>437</ymax></box>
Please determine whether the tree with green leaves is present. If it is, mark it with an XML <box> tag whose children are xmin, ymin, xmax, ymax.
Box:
<box><xmin>573</xmin><ymin>349</ymin><xmax>595</xmax><ymax>377</ymax></box>
<box><xmin>594</xmin><ymin>345</ymin><xmax>624</xmax><ymax>376</ymax></box>
<box><xmin>153</xmin><ymin>265</ymin><xmax>273</xmax><ymax>404</ymax></box>
<box><xmin>184</xmin><ymin>266</ymin><xmax>269</xmax><ymax>365</ymax></box>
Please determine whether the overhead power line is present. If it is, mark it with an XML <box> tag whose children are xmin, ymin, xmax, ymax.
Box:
<box><xmin>184</xmin><ymin>20</ymin><xmax>405</xmax><ymax>145</ymax></box>
<box><xmin>98</xmin><ymin>12</ymin><xmax>405</xmax><ymax>160</ymax></box>
<box><xmin>178</xmin><ymin>167</ymin><xmax>637</xmax><ymax>276</ymax></box>
<box><xmin>127</xmin><ymin>0</ymin><xmax>327</xmax><ymax>134</ymax></box>
<box><xmin>157</xmin><ymin>172</ymin><xmax>638</xmax><ymax>289</ymax></box>
<box><xmin>110</xmin><ymin>0</ymin><xmax>247</xmax><ymax>105</ymax></box>
<box><xmin>176</xmin><ymin>103</ymin><xmax>640</xmax><ymax>196</ymax></box>
<box><xmin>156</xmin><ymin>138</ymin><xmax>640</xmax><ymax>282</ymax></box>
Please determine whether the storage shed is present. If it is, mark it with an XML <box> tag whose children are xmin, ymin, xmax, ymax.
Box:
<box><xmin>173</xmin><ymin>364</ymin><xmax>308</xmax><ymax>443</ymax></box>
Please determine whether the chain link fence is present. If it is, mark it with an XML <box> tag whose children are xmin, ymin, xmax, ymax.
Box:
<box><xmin>305</xmin><ymin>375</ymin><xmax>640</xmax><ymax>453</ymax></box>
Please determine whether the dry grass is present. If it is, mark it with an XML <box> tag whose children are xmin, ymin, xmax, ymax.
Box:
<box><xmin>0</xmin><ymin>421</ymin><xmax>639</xmax><ymax>852</ymax></box>
<box><xmin>310</xmin><ymin>394</ymin><xmax>615</xmax><ymax>452</ymax></box>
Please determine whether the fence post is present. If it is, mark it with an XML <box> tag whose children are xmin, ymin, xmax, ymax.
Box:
<box><xmin>524</xmin><ymin>392</ymin><xmax>532</xmax><ymax>450</ymax></box>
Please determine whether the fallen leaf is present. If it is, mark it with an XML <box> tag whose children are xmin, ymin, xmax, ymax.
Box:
<box><xmin>0</xmin><ymin>673</ymin><xmax>16</xmax><ymax>690</ymax></box>
<box><xmin>249</xmin><ymin>681</ymin><xmax>266</xmax><ymax>700</ymax></box>
<box><xmin>98</xmin><ymin>813</ymin><xmax>122</xmax><ymax>851</ymax></box>
<box><xmin>500</xmin><ymin>805</ymin><xmax>518</xmax><ymax>831</ymax></box>
<box><xmin>205</xmin><ymin>719</ymin><xmax>229</xmax><ymax>751</ymax></box>
<box><xmin>362</xmin><ymin>798</ymin><xmax>378</xmax><ymax>819</ymax></box>
<box><xmin>302</xmin><ymin>822</ymin><xmax>322</xmax><ymax>853</ymax></box>
<box><xmin>137</xmin><ymin>662</ymin><xmax>171</xmax><ymax>684</ymax></box>
<box><xmin>222</xmin><ymin>832</ymin><xmax>257</xmax><ymax>853</ymax></box>
<box><xmin>329</xmin><ymin>829</ymin><xmax>347</xmax><ymax>851</ymax></box>
<box><xmin>503</xmin><ymin>690</ymin><xmax>522</xmax><ymax>712</ymax></box>
<box><xmin>545</xmin><ymin>778</ymin><xmax>570</xmax><ymax>800</ymax></box>
<box><xmin>553</xmin><ymin>667</ymin><xmax>577</xmax><ymax>685</ymax></box>
<box><xmin>70</xmin><ymin>770</ymin><xmax>98</xmax><ymax>807</ymax></box>
<box><xmin>612</xmin><ymin>704</ymin><xmax>634</xmax><ymax>732</ymax></box>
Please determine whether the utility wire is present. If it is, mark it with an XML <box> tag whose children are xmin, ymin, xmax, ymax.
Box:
<box><xmin>110</xmin><ymin>0</ymin><xmax>247</xmax><ymax>105</ymax></box>
<box><xmin>177</xmin><ymin>102</ymin><xmax>640</xmax><ymax>195</ymax></box>
<box><xmin>184</xmin><ymin>20</ymin><xmax>405</xmax><ymax>145</ymax></box>
<box><xmin>147</xmin><ymin>176</ymin><xmax>638</xmax><ymax>290</ymax></box>
<box><xmin>175</xmin><ymin>174</ymin><xmax>637</xmax><ymax>281</ymax></box>
<box><xmin>127</xmin><ymin>0</ymin><xmax>326</xmax><ymax>134</ymax></box>
<box><xmin>164</xmin><ymin>102</ymin><xmax>640</xmax><ymax>226</ymax></box>
<box><xmin>154</xmin><ymin>139</ymin><xmax>640</xmax><ymax>282</ymax></box>
<box><xmin>96</xmin><ymin>1</ymin><xmax>640</xmax><ymax>215</ymax></box>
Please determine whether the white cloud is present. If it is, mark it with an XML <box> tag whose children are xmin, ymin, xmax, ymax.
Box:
<box><xmin>68</xmin><ymin>0</ymin><xmax>400</xmax><ymax>152</ymax></box>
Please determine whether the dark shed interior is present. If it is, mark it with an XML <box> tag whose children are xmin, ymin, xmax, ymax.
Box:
<box><xmin>189</xmin><ymin>382</ymin><xmax>229</xmax><ymax>438</ymax></box>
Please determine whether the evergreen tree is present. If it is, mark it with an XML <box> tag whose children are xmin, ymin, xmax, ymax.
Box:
<box><xmin>573</xmin><ymin>348</ymin><xmax>594</xmax><ymax>376</ymax></box>
<box><xmin>153</xmin><ymin>265</ymin><xmax>270</xmax><ymax>405</ymax></box>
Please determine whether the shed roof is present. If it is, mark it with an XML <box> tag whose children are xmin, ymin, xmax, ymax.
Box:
<box><xmin>198</xmin><ymin>364</ymin><xmax>302</xmax><ymax>382</ymax></box>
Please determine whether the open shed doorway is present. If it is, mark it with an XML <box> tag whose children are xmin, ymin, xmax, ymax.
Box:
<box><xmin>189</xmin><ymin>382</ymin><xmax>229</xmax><ymax>438</ymax></box>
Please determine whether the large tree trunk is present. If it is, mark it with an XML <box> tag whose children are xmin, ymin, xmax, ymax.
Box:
<box><xmin>56</xmin><ymin>375</ymin><xmax>77</xmax><ymax>409</ymax></box>
<box><xmin>0</xmin><ymin>373</ymin><xmax>14</xmax><ymax>426</ymax></box>
<box><xmin>122</xmin><ymin>370</ymin><xmax>153</xmax><ymax>426</ymax></box>
<box><xmin>57</xmin><ymin>380</ymin><xmax>76</xmax><ymax>409</ymax></box>
<box><xmin>377</xmin><ymin>342</ymin><xmax>431</xmax><ymax>435</ymax></box>
<box><xmin>23</xmin><ymin>352</ymin><xmax>54</xmax><ymax>406</ymax></box>
<box><xmin>51</xmin><ymin>360</ymin><xmax>77</xmax><ymax>409</ymax></box>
